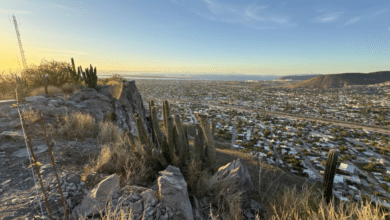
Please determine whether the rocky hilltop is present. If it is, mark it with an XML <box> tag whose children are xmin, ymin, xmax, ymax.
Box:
<box><xmin>0</xmin><ymin>80</ymin><xmax>263</xmax><ymax>220</ymax></box>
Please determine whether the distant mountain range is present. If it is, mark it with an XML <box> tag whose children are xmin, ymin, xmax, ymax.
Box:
<box><xmin>289</xmin><ymin>71</ymin><xmax>390</xmax><ymax>89</ymax></box>
<box><xmin>278</xmin><ymin>74</ymin><xmax>319</xmax><ymax>81</ymax></box>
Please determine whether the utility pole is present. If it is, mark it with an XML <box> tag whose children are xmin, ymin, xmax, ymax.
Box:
<box><xmin>13</xmin><ymin>14</ymin><xmax>27</xmax><ymax>69</ymax></box>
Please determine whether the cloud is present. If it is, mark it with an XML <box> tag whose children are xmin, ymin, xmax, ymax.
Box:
<box><xmin>344</xmin><ymin>16</ymin><xmax>361</xmax><ymax>25</ymax></box>
<box><xmin>313</xmin><ymin>12</ymin><xmax>341</xmax><ymax>23</ymax></box>
<box><xmin>0</xmin><ymin>8</ymin><xmax>33</xmax><ymax>14</ymax></box>
<box><xmin>174</xmin><ymin>0</ymin><xmax>296</xmax><ymax>29</ymax></box>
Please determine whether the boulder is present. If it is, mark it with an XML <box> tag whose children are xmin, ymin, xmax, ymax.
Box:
<box><xmin>12</xmin><ymin>144</ymin><xmax>48</xmax><ymax>157</ymax></box>
<box><xmin>25</xmin><ymin>95</ymin><xmax>46</xmax><ymax>102</ymax></box>
<box><xmin>210</xmin><ymin>159</ymin><xmax>253</xmax><ymax>193</ymax></box>
<box><xmin>158</xmin><ymin>166</ymin><xmax>194</xmax><ymax>220</ymax></box>
<box><xmin>1</xmin><ymin>130</ymin><xmax>24</xmax><ymax>141</ymax></box>
<box><xmin>112</xmin><ymin>81</ymin><xmax>149</xmax><ymax>135</ymax></box>
<box><xmin>72</xmin><ymin>173</ymin><xmax>120</xmax><ymax>218</ymax></box>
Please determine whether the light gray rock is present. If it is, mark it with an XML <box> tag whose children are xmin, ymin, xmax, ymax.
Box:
<box><xmin>72</xmin><ymin>173</ymin><xmax>120</xmax><ymax>218</ymax></box>
<box><xmin>1</xmin><ymin>130</ymin><xmax>24</xmax><ymax>141</ymax></box>
<box><xmin>141</xmin><ymin>189</ymin><xmax>158</xmax><ymax>208</ymax></box>
<box><xmin>130</xmin><ymin>200</ymin><xmax>144</xmax><ymax>216</ymax></box>
<box><xmin>25</xmin><ymin>95</ymin><xmax>46</xmax><ymax>102</ymax></box>
<box><xmin>12</xmin><ymin>144</ymin><xmax>48</xmax><ymax>157</ymax></box>
<box><xmin>192</xmin><ymin>196</ymin><xmax>201</xmax><ymax>220</ymax></box>
<box><xmin>210</xmin><ymin>159</ymin><xmax>253</xmax><ymax>193</ymax></box>
<box><xmin>158</xmin><ymin>166</ymin><xmax>194</xmax><ymax>220</ymax></box>
<box><xmin>66</xmin><ymin>173</ymin><xmax>81</xmax><ymax>184</ymax></box>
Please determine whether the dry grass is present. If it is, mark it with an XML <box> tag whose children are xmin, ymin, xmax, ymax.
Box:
<box><xmin>62</xmin><ymin>83</ymin><xmax>85</xmax><ymax>95</ymax></box>
<box><xmin>22</xmin><ymin>107</ymin><xmax>39</xmax><ymax>123</ymax></box>
<box><xmin>97</xmin><ymin>121</ymin><xmax>126</xmax><ymax>145</ymax></box>
<box><xmin>267</xmin><ymin>184</ymin><xmax>390</xmax><ymax>220</ymax></box>
<box><xmin>206</xmin><ymin>176</ymin><xmax>245</xmax><ymax>220</ymax></box>
<box><xmin>29</xmin><ymin>85</ymin><xmax>62</xmax><ymax>96</ymax></box>
<box><xmin>187</xmin><ymin>159</ymin><xmax>211</xmax><ymax>198</ymax></box>
<box><xmin>56</xmin><ymin>111</ymin><xmax>98</xmax><ymax>140</ymax></box>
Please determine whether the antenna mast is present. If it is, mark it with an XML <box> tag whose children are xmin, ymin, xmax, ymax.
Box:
<box><xmin>12</xmin><ymin>14</ymin><xmax>28</xmax><ymax>69</ymax></box>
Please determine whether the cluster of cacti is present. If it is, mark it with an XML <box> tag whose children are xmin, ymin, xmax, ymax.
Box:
<box><xmin>68</xmin><ymin>58</ymin><xmax>82</xmax><ymax>83</ymax></box>
<box><xmin>323</xmin><ymin>149</ymin><xmax>339</xmax><ymax>204</ymax></box>
<box><xmin>134</xmin><ymin>99</ymin><xmax>215</xmax><ymax>172</ymax></box>
<box><xmin>78</xmin><ymin>64</ymin><xmax>98</xmax><ymax>89</ymax></box>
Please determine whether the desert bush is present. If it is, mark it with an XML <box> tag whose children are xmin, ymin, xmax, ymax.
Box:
<box><xmin>56</xmin><ymin>111</ymin><xmax>98</xmax><ymax>140</ymax></box>
<box><xmin>0</xmin><ymin>71</ymin><xmax>19</xmax><ymax>100</ymax></box>
<box><xmin>22</xmin><ymin>59</ymin><xmax>81</xmax><ymax>88</ymax></box>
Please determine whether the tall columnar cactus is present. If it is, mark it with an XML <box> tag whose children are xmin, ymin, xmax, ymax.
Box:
<box><xmin>80</xmin><ymin>64</ymin><xmax>98</xmax><ymax>89</ymax></box>
<box><xmin>166</xmin><ymin>116</ymin><xmax>176</xmax><ymax>162</ymax></box>
<box><xmin>134</xmin><ymin>114</ymin><xmax>168</xmax><ymax>166</ymax></box>
<box><xmin>199</xmin><ymin>114</ymin><xmax>215</xmax><ymax>172</ymax></box>
<box><xmin>68</xmin><ymin>58</ymin><xmax>81</xmax><ymax>83</ymax></box>
<box><xmin>149</xmin><ymin>99</ymin><xmax>157</xmax><ymax>146</ymax></box>
<box><xmin>135</xmin><ymin>99</ymin><xmax>215</xmax><ymax>173</ymax></box>
<box><xmin>194</xmin><ymin>123</ymin><xmax>206</xmax><ymax>165</ymax></box>
<box><xmin>323</xmin><ymin>149</ymin><xmax>339</xmax><ymax>204</ymax></box>
<box><xmin>162</xmin><ymin>100</ymin><xmax>170</xmax><ymax>131</ymax></box>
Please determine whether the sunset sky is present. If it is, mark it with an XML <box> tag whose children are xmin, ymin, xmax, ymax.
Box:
<box><xmin>1</xmin><ymin>0</ymin><xmax>389</xmax><ymax>76</ymax></box>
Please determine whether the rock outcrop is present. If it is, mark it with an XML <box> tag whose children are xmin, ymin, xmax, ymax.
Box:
<box><xmin>210</xmin><ymin>158</ymin><xmax>253</xmax><ymax>193</ymax></box>
<box><xmin>72</xmin><ymin>173</ymin><xmax>120</xmax><ymax>218</ymax></box>
<box><xmin>158</xmin><ymin>166</ymin><xmax>194</xmax><ymax>220</ymax></box>
<box><xmin>1</xmin><ymin>80</ymin><xmax>150</xmax><ymax>137</ymax></box>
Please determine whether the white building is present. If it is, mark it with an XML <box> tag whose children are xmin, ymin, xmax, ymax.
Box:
<box><xmin>339</xmin><ymin>163</ymin><xmax>357</xmax><ymax>175</ymax></box>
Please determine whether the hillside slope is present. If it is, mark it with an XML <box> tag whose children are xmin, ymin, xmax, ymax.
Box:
<box><xmin>289</xmin><ymin>71</ymin><xmax>390</xmax><ymax>89</ymax></box>
<box><xmin>278</xmin><ymin>74</ymin><xmax>319</xmax><ymax>81</ymax></box>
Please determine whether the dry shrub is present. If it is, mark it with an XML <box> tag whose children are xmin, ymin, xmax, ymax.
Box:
<box><xmin>109</xmin><ymin>81</ymin><xmax>123</xmax><ymax>100</ymax></box>
<box><xmin>97</xmin><ymin>121</ymin><xmax>125</xmax><ymax>145</ymax></box>
<box><xmin>56</xmin><ymin>111</ymin><xmax>98</xmax><ymax>140</ymax></box>
<box><xmin>206</xmin><ymin>175</ymin><xmax>245</xmax><ymax>220</ymax></box>
<box><xmin>268</xmin><ymin>184</ymin><xmax>390</xmax><ymax>220</ymax></box>
<box><xmin>62</xmin><ymin>83</ymin><xmax>85</xmax><ymax>95</ymax></box>
<box><xmin>91</xmin><ymin>143</ymin><xmax>155</xmax><ymax>186</ymax></box>
<box><xmin>30</xmin><ymin>85</ymin><xmax>62</xmax><ymax>96</ymax></box>
<box><xmin>22</xmin><ymin>107</ymin><xmax>39</xmax><ymax>124</ymax></box>
<box><xmin>99</xmin><ymin>74</ymin><xmax>125</xmax><ymax>86</ymax></box>
<box><xmin>187</xmin><ymin>160</ymin><xmax>211</xmax><ymax>198</ymax></box>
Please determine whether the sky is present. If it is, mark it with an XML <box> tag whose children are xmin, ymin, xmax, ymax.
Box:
<box><xmin>1</xmin><ymin>0</ymin><xmax>390</xmax><ymax>76</ymax></box>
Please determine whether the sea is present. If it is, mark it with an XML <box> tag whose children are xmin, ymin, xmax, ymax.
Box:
<box><xmin>99</xmin><ymin>72</ymin><xmax>279</xmax><ymax>81</ymax></box>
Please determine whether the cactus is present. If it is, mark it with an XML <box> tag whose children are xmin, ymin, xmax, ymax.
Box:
<box><xmin>199</xmin><ymin>115</ymin><xmax>215</xmax><ymax>172</ymax></box>
<box><xmin>80</xmin><ymin>64</ymin><xmax>98</xmax><ymax>89</ymax></box>
<box><xmin>135</xmin><ymin>99</ymin><xmax>215</xmax><ymax>173</ymax></box>
<box><xmin>67</xmin><ymin>58</ymin><xmax>81</xmax><ymax>83</ymax></box>
<box><xmin>162</xmin><ymin>100</ymin><xmax>170</xmax><ymax>131</ymax></box>
<box><xmin>166</xmin><ymin>116</ymin><xmax>176</xmax><ymax>162</ymax></box>
<box><xmin>323</xmin><ymin>149</ymin><xmax>339</xmax><ymax>204</ymax></box>
<box><xmin>149</xmin><ymin>99</ymin><xmax>157</xmax><ymax>146</ymax></box>
<box><xmin>194</xmin><ymin>123</ymin><xmax>206</xmax><ymax>165</ymax></box>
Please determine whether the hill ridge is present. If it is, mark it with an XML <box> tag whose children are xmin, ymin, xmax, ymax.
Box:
<box><xmin>289</xmin><ymin>71</ymin><xmax>390</xmax><ymax>89</ymax></box>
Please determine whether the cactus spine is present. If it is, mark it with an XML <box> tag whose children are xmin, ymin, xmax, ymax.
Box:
<box><xmin>135</xmin><ymin>99</ymin><xmax>215</xmax><ymax>173</ymax></box>
<box><xmin>323</xmin><ymin>149</ymin><xmax>339</xmax><ymax>204</ymax></box>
